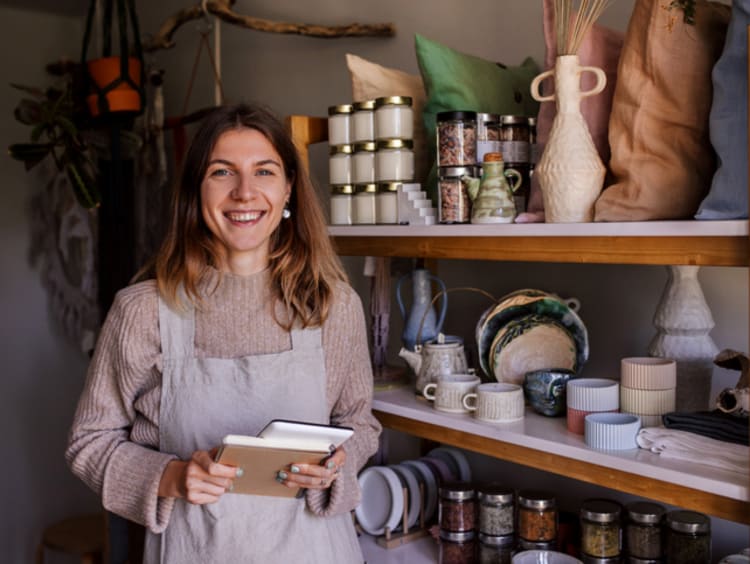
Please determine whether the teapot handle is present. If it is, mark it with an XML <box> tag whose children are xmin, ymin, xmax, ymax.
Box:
<box><xmin>395</xmin><ymin>272</ymin><xmax>409</xmax><ymax>319</ymax></box>
<box><xmin>429</xmin><ymin>275</ymin><xmax>448</xmax><ymax>335</ymax></box>
<box><xmin>504</xmin><ymin>168</ymin><xmax>523</xmax><ymax>193</ymax></box>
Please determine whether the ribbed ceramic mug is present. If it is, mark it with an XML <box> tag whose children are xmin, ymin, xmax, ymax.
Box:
<box><xmin>462</xmin><ymin>382</ymin><xmax>525</xmax><ymax>422</ymax></box>
<box><xmin>423</xmin><ymin>374</ymin><xmax>480</xmax><ymax>413</ymax></box>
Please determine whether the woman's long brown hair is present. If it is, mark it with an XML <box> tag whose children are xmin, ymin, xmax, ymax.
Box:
<box><xmin>153</xmin><ymin>103</ymin><xmax>348</xmax><ymax>329</ymax></box>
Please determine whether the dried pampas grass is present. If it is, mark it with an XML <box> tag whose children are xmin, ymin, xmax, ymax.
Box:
<box><xmin>554</xmin><ymin>0</ymin><xmax>613</xmax><ymax>55</ymax></box>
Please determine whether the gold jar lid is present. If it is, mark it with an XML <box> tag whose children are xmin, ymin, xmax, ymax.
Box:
<box><xmin>331</xmin><ymin>184</ymin><xmax>354</xmax><ymax>195</ymax></box>
<box><xmin>353</xmin><ymin>99</ymin><xmax>376</xmax><ymax>111</ymax></box>
<box><xmin>329</xmin><ymin>144</ymin><xmax>353</xmax><ymax>155</ymax></box>
<box><xmin>328</xmin><ymin>104</ymin><xmax>353</xmax><ymax>115</ymax></box>
<box><xmin>354</xmin><ymin>183</ymin><xmax>377</xmax><ymax>194</ymax></box>
<box><xmin>500</xmin><ymin>115</ymin><xmax>530</xmax><ymax>125</ymax></box>
<box><xmin>376</xmin><ymin>139</ymin><xmax>414</xmax><ymax>150</ymax></box>
<box><xmin>377</xmin><ymin>182</ymin><xmax>401</xmax><ymax>193</ymax></box>
<box><xmin>353</xmin><ymin>141</ymin><xmax>376</xmax><ymax>152</ymax></box>
<box><xmin>374</xmin><ymin>96</ymin><xmax>413</xmax><ymax>108</ymax></box>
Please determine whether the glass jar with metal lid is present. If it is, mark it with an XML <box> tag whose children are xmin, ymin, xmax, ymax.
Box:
<box><xmin>376</xmin><ymin>182</ymin><xmax>399</xmax><ymax>224</ymax></box>
<box><xmin>627</xmin><ymin>558</ymin><xmax>661</xmax><ymax>564</ymax></box>
<box><xmin>352</xmin><ymin>141</ymin><xmax>376</xmax><ymax>184</ymax></box>
<box><xmin>580</xmin><ymin>498</ymin><xmax>622</xmax><ymax>559</ymax></box>
<box><xmin>499</xmin><ymin>115</ymin><xmax>531</xmax><ymax>163</ymax></box>
<box><xmin>439</xmin><ymin>529</ymin><xmax>476</xmax><ymax>564</ymax></box>
<box><xmin>478</xmin><ymin>533</ymin><xmax>514</xmax><ymax>564</ymax></box>
<box><xmin>581</xmin><ymin>556</ymin><xmax>623</xmax><ymax>564</ymax></box>
<box><xmin>625</xmin><ymin>501</ymin><xmax>665</xmax><ymax>560</ymax></box>
<box><xmin>439</xmin><ymin>481</ymin><xmax>477</xmax><ymax>532</ymax></box>
<box><xmin>374</xmin><ymin>96</ymin><xmax>413</xmax><ymax>140</ymax></box>
<box><xmin>477</xmin><ymin>485</ymin><xmax>514</xmax><ymax>536</ymax></box>
<box><xmin>437</xmin><ymin>110</ymin><xmax>477</xmax><ymax>167</ymax></box>
<box><xmin>375</xmin><ymin>139</ymin><xmax>414</xmax><ymax>182</ymax></box>
<box><xmin>327</xmin><ymin>104</ymin><xmax>352</xmax><ymax>145</ymax></box>
<box><xmin>353</xmin><ymin>183</ymin><xmax>377</xmax><ymax>225</ymax></box>
<box><xmin>328</xmin><ymin>144</ymin><xmax>352</xmax><ymax>185</ymax></box>
<box><xmin>329</xmin><ymin>184</ymin><xmax>353</xmax><ymax>225</ymax></box>
<box><xmin>352</xmin><ymin>99</ymin><xmax>376</xmax><ymax>142</ymax></box>
<box><xmin>518</xmin><ymin>538</ymin><xmax>556</xmax><ymax>551</ymax></box>
<box><xmin>528</xmin><ymin>116</ymin><xmax>539</xmax><ymax>169</ymax></box>
<box><xmin>476</xmin><ymin>113</ymin><xmax>501</xmax><ymax>167</ymax></box>
<box><xmin>665</xmin><ymin>510</ymin><xmax>711</xmax><ymax>564</ymax></box>
<box><xmin>438</xmin><ymin>165</ymin><xmax>475</xmax><ymax>224</ymax></box>
<box><xmin>518</xmin><ymin>490</ymin><xmax>557</xmax><ymax>543</ymax></box>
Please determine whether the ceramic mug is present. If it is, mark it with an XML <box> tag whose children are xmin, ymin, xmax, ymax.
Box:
<box><xmin>423</xmin><ymin>374</ymin><xmax>480</xmax><ymax>413</ymax></box>
<box><xmin>462</xmin><ymin>382</ymin><xmax>525</xmax><ymax>422</ymax></box>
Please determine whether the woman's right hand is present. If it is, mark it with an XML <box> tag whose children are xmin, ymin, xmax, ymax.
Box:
<box><xmin>158</xmin><ymin>449</ymin><xmax>240</xmax><ymax>504</ymax></box>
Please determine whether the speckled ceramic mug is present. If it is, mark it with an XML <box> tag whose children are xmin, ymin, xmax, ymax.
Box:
<box><xmin>423</xmin><ymin>374</ymin><xmax>480</xmax><ymax>413</ymax></box>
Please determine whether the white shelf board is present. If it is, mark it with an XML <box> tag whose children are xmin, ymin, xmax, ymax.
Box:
<box><xmin>373</xmin><ymin>387</ymin><xmax>749</xmax><ymax>502</ymax></box>
<box><xmin>359</xmin><ymin>531</ymin><xmax>437</xmax><ymax>564</ymax></box>
<box><xmin>330</xmin><ymin>220</ymin><xmax>748</xmax><ymax>238</ymax></box>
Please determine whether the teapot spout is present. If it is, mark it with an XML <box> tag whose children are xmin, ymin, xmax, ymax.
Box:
<box><xmin>399</xmin><ymin>347</ymin><xmax>422</xmax><ymax>375</ymax></box>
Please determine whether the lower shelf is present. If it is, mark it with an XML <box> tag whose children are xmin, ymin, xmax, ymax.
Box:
<box><xmin>372</xmin><ymin>387</ymin><xmax>750</xmax><ymax>525</ymax></box>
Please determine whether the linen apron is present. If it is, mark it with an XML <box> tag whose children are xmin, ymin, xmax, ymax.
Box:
<box><xmin>142</xmin><ymin>297</ymin><xmax>363</xmax><ymax>564</ymax></box>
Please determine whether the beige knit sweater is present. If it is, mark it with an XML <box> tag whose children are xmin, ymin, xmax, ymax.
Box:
<box><xmin>66</xmin><ymin>269</ymin><xmax>381</xmax><ymax>534</ymax></box>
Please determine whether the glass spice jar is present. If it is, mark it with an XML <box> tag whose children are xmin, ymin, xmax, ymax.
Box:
<box><xmin>352</xmin><ymin>99</ymin><xmax>375</xmax><ymax>142</ymax></box>
<box><xmin>327</xmin><ymin>104</ymin><xmax>352</xmax><ymax>145</ymax></box>
<box><xmin>374</xmin><ymin>96</ymin><xmax>413</xmax><ymax>140</ymax></box>
<box><xmin>439</xmin><ymin>482</ymin><xmax>477</xmax><ymax>532</ymax></box>
<box><xmin>518</xmin><ymin>490</ymin><xmax>558</xmax><ymax>543</ymax></box>
<box><xmin>478</xmin><ymin>485</ymin><xmax>514</xmax><ymax>536</ymax></box>
<box><xmin>440</xmin><ymin>529</ymin><xmax>476</xmax><ymax>564</ymax></box>
<box><xmin>376</xmin><ymin>182</ymin><xmax>399</xmax><ymax>224</ymax></box>
<box><xmin>478</xmin><ymin>533</ymin><xmax>514</xmax><ymax>564</ymax></box>
<box><xmin>627</xmin><ymin>558</ymin><xmax>661</xmax><ymax>564</ymax></box>
<box><xmin>625</xmin><ymin>501</ymin><xmax>665</xmax><ymax>560</ymax></box>
<box><xmin>476</xmin><ymin>113</ymin><xmax>501</xmax><ymax>167</ymax></box>
<box><xmin>437</xmin><ymin>111</ymin><xmax>477</xmax><ymax>167</ymax></box>
<box><xmin>438</xmin><ymin>166</ymin><xmax>476</xmax><ymax>224</ymax></box>
<box><xmin>528</xmin><ymin>116</ymin><xmax>539</xmax><ymax>169</ymax></box>
<box><xmin>375</xmin><ymin>139</ymin><xmax>414</xmax><ymax>182</ymax></box>
<box><xmin>329</xmin><ymin>184</ymin><xmax>353</xmax><ymax>225</ymax></box>
<box><xmin>352</xmin><ymin>183</ymin><xmax>377</xmax><ymax>225</ymax></box>
<box><xmin>499</xmin><ymin>115</ymin><xmax>530</xmax><ymax>164</ymax></box>
<box><xmin>665</xmin><ymin>510</ymin><xmax>711</xmax><ymax>564</ymax></box>
<box><xmin>518</xmin><ymin>538</ymin><xmax>556</xmax><ymax>551</ymax></box>
<box><xmin>581</xmin><ymin>556</ymin><xmax>623</xmax><ymax>564</ymax></box>
<box><xmin>352</xmin><ymin>141</ymin><xmax>376</xmax><ymax>184</ymax></box>
<box><xmin>328</xmin><ymin>144</ymin><xmax>352</xmax><ymax>185</ymax></box>
<box><xmin>581</xmin><ymin>498</ymin><xmax>622</xmax><ymax>559</ymax></box>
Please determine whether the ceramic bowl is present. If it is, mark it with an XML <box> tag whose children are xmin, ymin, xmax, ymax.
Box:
<box><xmin>524</xmin><ymin>368</ymin><xmax>576</xmax><ymax>416</ymax></box>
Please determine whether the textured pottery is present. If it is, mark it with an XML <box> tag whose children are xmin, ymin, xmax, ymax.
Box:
<box><xmin>396</xmin><ymin>267</ymin><xmax>447</xmax><ymax>351</ymax></box>
<box><xmin>399</xmin><ymin>336</ymin><xmax>469</xmax><ymax>394</ymax></box>
<box><xmin>531</xmin><ymin>55</ymin><xmax>607</xmax><ymax>222</ymax></box>
<box><xmin>524</xmin><ymin>369</ymin><xmax>576</xmax><ymax>417</ymax></box>
<box><xmin>464</xmin><ymin>155</ymin><xmax>523</xmax><ymax>224</ymax></box>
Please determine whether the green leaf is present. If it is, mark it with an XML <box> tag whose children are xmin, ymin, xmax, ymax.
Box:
<box><xmin>14</xmin><ymin>99</ymin><xmax>43</xmax><ymax>126</ymax></box>
<box><xmin>10</xmin><ymin>83</ymin><xmax>46</xmax><ymax>98</ymax></box>
<box><xmin>66</xmin><ymin>162</ymin><xmax>99</xmax><ymax>209</ymax></box>
<box><xmin>7</xmin><ymin>142</ymin><xmax>52</xmax><ymax>170</ymax></box>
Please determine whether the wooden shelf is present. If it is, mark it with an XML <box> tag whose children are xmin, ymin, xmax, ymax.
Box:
<box><xmin>373</xmin><ymin>387</ymin><xmax>750</xmax><ymax>525</ymax></box>
<box><xmin>330</xmin><ymin>221</ymin><xmax>749</xmax><ymax>266</ymax></box>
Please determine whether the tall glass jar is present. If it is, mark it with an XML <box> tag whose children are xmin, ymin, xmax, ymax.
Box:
<box><xmin>528</xmin><ymin>116</ymin><xmax>539</xmax><ymax>170</ymax></box>
<box><xmin>329</xmin><ymin>184</ymin><xmax>353</xmax><ymax>225</ymax></box>
<box><xmin>500</xmin><ymin>115</ymin><xmax>531</xmax><ymax>213</ymax></box>
<box><xmin>439</xmin><ymin>482</ymin><xmax>477</xmax><ymax>533</ymax></box>
<box><xmin>352</xmin><ymin>141</ymin><xmax>376</xmax><ymax>184</ymax></box>
<box><xmin>477</xmin><ymin>485</ymin><xmax>514</xmax><ymax>536</ymax></box>
<box><xmin>665</xmin><ymin>510</ymin><xmax>711</xmax><ymax>564</ymax></box>
<box><xmin>625</xmin><ymin>501</ymin><xmax>664</xmax><ymax>560</ymax></box>
<box><xmin>353</xmin><ymin>183</ymin><xmax>377</xmax><ymax>225</ymax></box>
<box><xmin>476</xmin><ymin>113</ymin><xmax>501</xmax><ymax>167</ymax></box>
<box><xmin>352</xmin><ymin>99</ymin><xmax>375</xmax><ymax>142</ymax></box>
<box><xmin>518</xmin><ymin>490</ymin><xmax>557</xmax><ymax>543</ymax></box>
<box><xmin>439</xmin><ymin>530</ymin><xmax>476</xmax><ymax>564</ymax></box>
<box><xmin>478</xmin><ymin>533</ymin><xmax>514</xmax><ymax>564</ymax></box>
<box><xmin>327</xmin><ymin>104</ymin><xmax>352</xmax><ymax>145</ymax></box>
<box><xmin>376</xmin><ymin>182</ymin><xmax>399</xmax><ymax>224</ymax></box>
<box><xmin>375</xmin><ymin>139</ymin><xmax>414</xmax><ymax>182</ymax></box>
<box><xmin>328</xmin><ymin>144</ymin><xmax>352</xmax><ymax>185</ymax></box>
<box><xmin>437</xmin><ymin>111</ymin><xmax>477</xmax><ymax>167</ymax></box>
<box><xmin>580</xmin><ymin>498</ymin><xmax>622</xmax><ymax>559</ymax></box>
<box><xmin>438</xmin><ymin>166</ymin><xmax>475</xmax><ymax>224</ymax></box>
<box><xmin>374</xmin><ymin>96</ymin><xmax>413</xmax><ymax>140</ymax></box>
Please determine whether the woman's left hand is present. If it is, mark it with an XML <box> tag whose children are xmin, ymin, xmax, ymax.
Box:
<box><xmin>277</xmin><ymin>446</ymin><xmax>347</xmax><ymax>490</ymax></box>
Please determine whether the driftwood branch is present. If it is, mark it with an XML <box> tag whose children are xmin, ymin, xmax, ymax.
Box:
<box><xmin>143</xmin><ymin>0</ymin><xmax>396</xmax><ymax>52</ymax></box>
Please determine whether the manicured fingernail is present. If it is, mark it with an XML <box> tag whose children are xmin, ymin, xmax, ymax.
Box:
<box><xmin>227</xmin><ymin>483</ymin><xmax>234</xmax><ymax>492</ymax></box>
<box><xmin>235</xmin><ymin>467</ymin><xmax>244</xmax><ymax>478</ymax></box>
<box><xmin>275</xmin><ymin>476</ymin><xmax>285</xmax><ymax>483</ymax></box>
<box><xmin>290</xmin><ymin>465</ymin><xmax>300</xmax><ymax>474</ymax></box>
<box><xmin>277</xmin><ymin>471</ymin><xmax>288</xmax><ymax>480</ymax></box>
<box><xmin>326</xmin><ymin>460</ymin><xmax>336</xmax><ymax>470</ymax></box>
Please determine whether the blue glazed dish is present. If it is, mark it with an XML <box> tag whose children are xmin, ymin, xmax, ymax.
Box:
<box><xmin>523</xmin><ymin>368</ymin><xmax>577</xmax><ymax>417</ymax></box>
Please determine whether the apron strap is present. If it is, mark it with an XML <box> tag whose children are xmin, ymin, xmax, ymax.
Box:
<box><xmin>290</xmin><ymin>327</ymin><xmax>321</xmax><ymax>351</ymax></box>
<box><xmin>158</xmin><ymin>295</ymin><xmax>195</xmax><ymax>360</ymax></box>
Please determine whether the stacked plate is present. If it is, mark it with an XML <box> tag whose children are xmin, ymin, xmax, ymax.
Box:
<box><xmin>354</xmin><ymin>446</ymin><xmax>471</xmax><ymax>536</ymax></box>
<box><xmin>475</xmin><ymin>289</ymin><xmax>589</xmax><ymax>385</ymax></box>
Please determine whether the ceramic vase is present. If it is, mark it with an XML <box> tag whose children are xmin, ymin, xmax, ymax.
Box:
<box><xmin>648</xmin><ymin>265</ymin><xmax>719</xmax><ymax>412</ymax></box>
<box><xmin>395</xmin><ymin>268</ymin><xmax>447</xmax><ymax>351</ymax></box>
<box><xmin>531</xmin><ymin>55</ymin><xmax>607</xmax><ymax>222</ymax></box>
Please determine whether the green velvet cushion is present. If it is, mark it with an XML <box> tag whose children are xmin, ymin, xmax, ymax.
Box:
<box><xmin>415</xmin><ymin>33</ymin><xmax>541</xmax><ymax>200</ymax></box>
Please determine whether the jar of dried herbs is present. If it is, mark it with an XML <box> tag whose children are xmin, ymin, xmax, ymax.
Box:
<box><xmin>625</xmin><ymin>501</ymin><xmax>664</xmax><ymax>560</ymax></box>
<box><xmin>439</xmin><ymin>529</ymin><xmax>476</xmax><ymax>564</ymax></box>
<box><xmin>438</xmin><ymin>166</ymin><xmax>475</xmax><ymax>224</ymax></box>
<box><xmin>518</xmin><ymin>490</ymin><xmax>557</xmax><ymax>542</ymax></box>
<box><xmin>478</xmin><ymin>533</ymin><xmax>514</xmax><ymax>564</ymax></box>
<box><xmin>439</xmin><ymin>481</ymin><xmax>477</xmax><ymax>532</ymax></box>
<box><xmin>665</xmin><ymin>510</ymin><xmax>710</xmax><ymax>564</ymax></box>
<box><xmin>478</xmin><ymin>485</ymin><xmax>514</xmax><ymax>536</ymax></box>
<box><xmin>437</xmin><ymin>111</ymin><xmax>477</xmax><ymax>167</ymax></box>
<box><xmin>581</xmin><ymin>498</ymin><xmax>622</xmax><ymax>558</ymax></box>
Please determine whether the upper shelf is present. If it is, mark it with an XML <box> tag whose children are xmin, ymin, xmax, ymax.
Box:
<box><xmin>329</xmin><ymin>220</ymin><xmax>749</xmax><ymax>266</ymax></box>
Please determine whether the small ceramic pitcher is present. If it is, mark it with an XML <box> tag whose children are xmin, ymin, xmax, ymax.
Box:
<box><xmin>463</xmin><ymin>152</ymin><xmax>522</xmax><ymax>223</ymax></box>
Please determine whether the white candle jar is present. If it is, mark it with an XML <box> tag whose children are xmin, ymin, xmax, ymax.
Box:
<box><xmin>375</xmin><ymin>139</ymin><xmax>414</xmax><ymax>182</ymax></box>
<box><xmin>374</xmin><ymin>96</ymin><xmax>413</xmax><ymax>140</ymax></box>
<box><xmin>327</xmin><ymin>104</ymin><xmax>352</xmax><ymax>145</ymax></box>
<box><xmin>330</xmin><ymin>184</ymin><xmax>354</xmax><ymax>225</ymax></box>
<box><xmin>328</xmin><ymin>144</ymin><xmax>353</xmax><ymax>185</ymax></box>
<box><xmin>353</xmin><ymin>183</ymin><xmax>377</xmax><ymax>225</ymax></box>
<box><xmin>376</xmin><ymin>182</ymin><xmax>400</xmax><ymax>224</ymax></box>
<box><xmin>352</xmin><ymin>100</ymin><xmax>375</xmax><ymax>142</ymax></box>
<box><xmin>352</xmin><ymin>141</ymin><xmax>376</xmax><ymax>184</ymax></box>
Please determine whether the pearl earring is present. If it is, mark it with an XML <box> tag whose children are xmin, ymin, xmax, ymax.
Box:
<box><xmin>282</xmin><ymin>208</ymin><xmax>291</xmax><ymax>219</ymax></box>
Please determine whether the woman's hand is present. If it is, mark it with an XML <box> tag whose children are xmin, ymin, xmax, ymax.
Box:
<box><xmin>159</xmin><ymin>448</ymin><xmax>240</xmax><ymax>504</ymax></box>
<box><xmin>276</xmin><ymin>446</ymin><xmax>347</xmax><ymax>491</ymax></box>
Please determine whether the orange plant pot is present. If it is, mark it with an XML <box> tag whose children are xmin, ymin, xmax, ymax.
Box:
<box><xmin>86</xmin><ymin>56</ymin><xmax>142</xmax><ymax>116</ymax></box>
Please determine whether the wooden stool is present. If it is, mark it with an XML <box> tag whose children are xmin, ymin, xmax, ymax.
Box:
<box><xmin>36</xmin><ymin>513</ymin><xmax>105</xmax><ymax>564</ymax></box>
